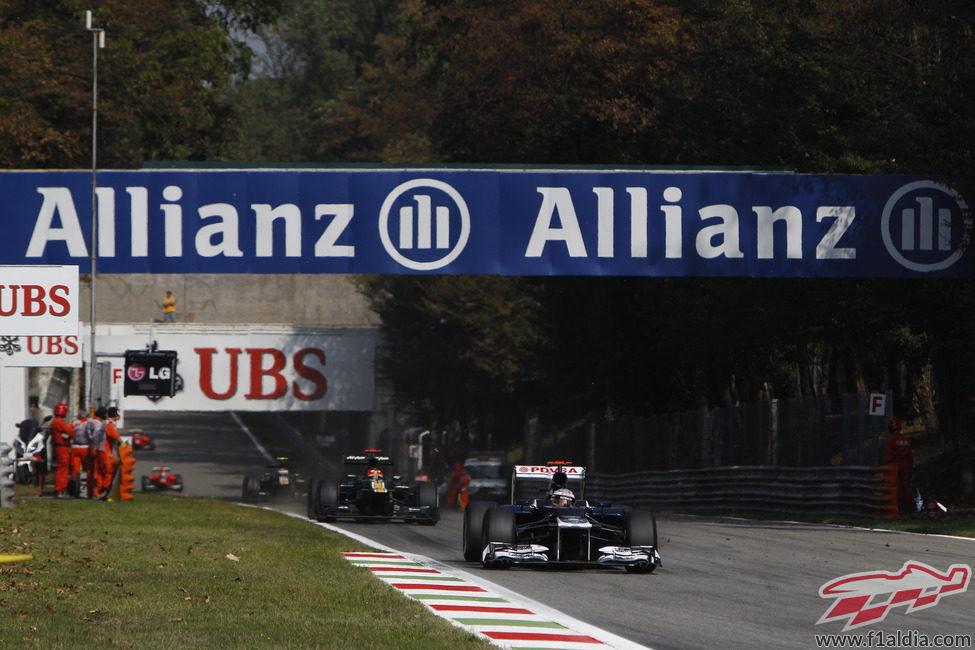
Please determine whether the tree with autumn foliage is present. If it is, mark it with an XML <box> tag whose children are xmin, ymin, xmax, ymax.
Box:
<box><xmin>0</xmin><ymin>0</ymin><xmax>281</xmax><ymax>168</ymax></box>
<box><xmin>320</xmin><ymin>1</ymin><xmax>975</xmax><ymax>455</ymax></box>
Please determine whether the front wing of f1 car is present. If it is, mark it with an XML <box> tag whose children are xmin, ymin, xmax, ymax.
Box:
<box><xmin>482</xmin><ymin>541</ymin><xmax>661</xmax><ymax>571</ymax></box>
<box><xmin>479</xmin><ymin>506</ymin><xmax>662</xmax><ymax>572</ymax></box>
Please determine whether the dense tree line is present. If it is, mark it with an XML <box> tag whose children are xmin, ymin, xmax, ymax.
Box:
<box><xmin>3</xmin><ymin>1</ymin><xmax>973</xmax><ymax>457</ymax></box>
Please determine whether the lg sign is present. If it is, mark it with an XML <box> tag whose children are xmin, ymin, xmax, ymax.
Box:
<box><xmin>126</xmin><ymin>364</ymin><xmax>170</xmax><ymax>382</ymax></box>
<box><xmin>123</xmin><ymin>350</ymin><xmax>178</xmax><ymax>398</ymax></box>
<box><xmin>0</xmin><ymin>266</ymin><xmax>78</xmax><ymax>336</ymax></box>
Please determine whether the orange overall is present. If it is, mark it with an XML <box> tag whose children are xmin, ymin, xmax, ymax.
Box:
<box><xmin>99</xmin><ymin>419</ymin><xmax>121</xmax><ymax>494</ymax></box>
<box><xmin>885</xmin><ymin>430</ymin><xmax>914</xmax><ymax>514</ymax></box>
<box><xmin>49</xmin><ymin>415</ymin><xmax>74</xmax><ymax>495</ymax></box>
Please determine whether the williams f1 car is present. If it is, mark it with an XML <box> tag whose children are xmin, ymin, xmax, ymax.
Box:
<box><xmin>463</xmin><ymin>463</ymin><xmax>661</xmax><ymax>573</ymax></box>
<box><xmin>307</xmin><ymin>450</ymin><xmax>439</xmax><ymax>524</ymax></box>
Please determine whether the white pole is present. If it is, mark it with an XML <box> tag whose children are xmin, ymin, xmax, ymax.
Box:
<box><xmin>85</xmin><ymin>10</ymin><xmax>105</xmax><ymax>410</ymax></box>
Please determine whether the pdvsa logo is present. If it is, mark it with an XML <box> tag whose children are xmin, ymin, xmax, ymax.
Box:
<box><xmin>378</xmin><ymin>179</ymin><xmax>471</xmax><ymax>271</ymax></box>
<box><xmin>882</xmin><ymin>181</ymin><xmax>971</xmax><ymax>272</ymax></box>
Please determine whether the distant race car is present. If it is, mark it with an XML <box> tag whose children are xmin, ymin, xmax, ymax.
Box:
<box><xmin>242</xmin><ymin>457</ymin><xmax>304</xmax><ymax>504</ymax></box>
<box><xmin>463</xmin><ymin>462</ymin><xmax>661</xmax><ymax>573</ymax></box>
<box><xmin>141</xmin><ymin>466</ymin><xmax>183</xmax><ymax>492</ymax></box>
<box><xmin>128</xmin><ymin>430</ymin><xmax>155</xmax><ymax>451</ymax></box>
<box><xmin>307</xmin><ymin>450</ymin><xmax>439</xmax><ymax>524</ymax></box>
<box><xmin>463</xmin><ymin>452</ymin><xmax>508</xmax><ymax>503</ymax></box>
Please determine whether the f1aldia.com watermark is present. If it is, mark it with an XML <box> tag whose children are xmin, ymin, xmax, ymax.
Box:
<box><xmin>815</xmin><ymin>629</ymin><xmax>972</xmax><ymax>648</ymax></box>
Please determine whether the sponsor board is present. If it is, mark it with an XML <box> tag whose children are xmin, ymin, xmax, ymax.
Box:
<box><xmin>83</xmin><ymin>325</ymin><xmax>377</xmax><ymax>411</ymax></box>
<box><xmin>0</xmin><ymin>265</ymin><xmax>79</xmax><ymax>336</ymax></box>
<box><xmin>0</xmin><ymin>334</ymin><xmax>82</xmax><ymax>367</ymax></box>
<box><xmin>3</xmin><ymin>170</ymin><xmax>971</xmax><ymax>278</ymax></box>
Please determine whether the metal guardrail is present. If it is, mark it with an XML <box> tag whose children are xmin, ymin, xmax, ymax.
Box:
<box><xmin>587</xmin><ymin>465</ymin><xmax>898</xmax><ymax>518</ymax></box>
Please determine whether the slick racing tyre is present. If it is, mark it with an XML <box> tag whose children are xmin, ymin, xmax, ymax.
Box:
<box><xmin>463</xmin><ymin>501</ymin><xmax>493</xmax><ymax>562</ymax></box>
<box><xmin>306</xmin><ymin>477</ymin><xmax>321</xmax><ymax>519</ymax></box>
<box><xmin>315</xmin><ymin>481</ymin><xmax>338</xmax><ymax>522</ymax></box>
<box><xmin>482</xmin><ymin>507</ymin><xmax>517</xmax><ymax>562</ymax></box>
<box><xmin>624</xmin><ymin>510</ymin><xmax>658</xmax><ymax>573</ymax></box>
<box><xmin>242</xmin><ymin>476</ymin><xmax>260</xmax><ymax>504</ymax></box>
<box><xmin>416</xmin><ymin>482</ymin><xmax>439</xmax><ymax>525</ymax></box>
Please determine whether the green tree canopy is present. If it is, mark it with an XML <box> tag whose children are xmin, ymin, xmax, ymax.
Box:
<box><xmin>328</xmin><ymin>1</ymin><xmax>975</xmax><ymax>449</ymax></box>
<box><xmin>0</xmin><ymin>0</ymin><xmax>281</xmax><ymax>168</ymax></box>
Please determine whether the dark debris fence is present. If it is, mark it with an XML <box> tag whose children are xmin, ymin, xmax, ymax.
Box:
<box><xmin>525</xmin><ymin>392</ymin><xmax>899</xmax><ymax>517</ymax></box>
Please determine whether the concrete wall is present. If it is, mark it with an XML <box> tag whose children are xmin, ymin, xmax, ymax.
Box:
<box><xmin>82</xmin><ymin>274</ymin><xmax>381</xmax><ymax>326</ymax></box>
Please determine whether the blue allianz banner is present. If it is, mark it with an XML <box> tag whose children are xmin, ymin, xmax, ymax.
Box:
<box><xmin>2</xmin><ymin>168</ymin><xmax>971</xmax><ymax>277</ymax></box>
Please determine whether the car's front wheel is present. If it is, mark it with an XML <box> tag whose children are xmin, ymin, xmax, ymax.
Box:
<box><xmin>306</xmin><ymin>477</ymin><xmax>321</xmax><ymax>519</ymax></box>
<box><xmin>315</xmin><ymin>480</ymin><xmax>339</xmax><ymax>522</ymax></box>
<box><xmin>482</xmin><ymin>507</ymin><xmax>517</xmax><ymax>546</ymax></box>
<box><xmin>462</xmin><ymin>501</ymin><xmax>493</xmax><ymax>561</ymax></box>
<box><xmin>242</xmin><ymin>476</ymin><xmax>260</xmax><ymax>504</ymax></box>
<box><xmin>416</xmin><ymin>481</ymin><xmax>439</xmax><ymax>525</ymax></box>
<box><xmin>624</xmin><ymin>510</ymin><xmax>658</xmax><ymax>573</ymax></box>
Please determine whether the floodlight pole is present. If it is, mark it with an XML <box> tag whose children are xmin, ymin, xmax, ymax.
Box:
<box><xmin>85</xmin><ymin>10</ymin><xmax>105</xmax><ymax>410</ymax></box>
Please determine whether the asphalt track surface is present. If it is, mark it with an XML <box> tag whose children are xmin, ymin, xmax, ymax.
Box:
<box><xmin>126</xmin><ymin>411</ymin><xmax>975</xmax><ymax>649</ymax></box>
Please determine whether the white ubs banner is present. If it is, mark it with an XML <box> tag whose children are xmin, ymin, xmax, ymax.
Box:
<box><xmin>89</xmin><ymin>325</ymin><xmax>378</xmax><ymax>412</ymax></box>
<box><xmin>0</xmin><ymin>332</ymin><xmax>82</xmax><ymax>367</ymax></box>
<box><xmin>0</xmin><ymin>265</ymin><xmax>79</xmax><ymax>336</ymax></box>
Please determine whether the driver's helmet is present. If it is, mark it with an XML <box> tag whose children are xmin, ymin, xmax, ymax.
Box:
<box><xmin>366</xmin><ymin>467</ymin><xmax>384</xmax><ymax>479</ymax></box>
<box><xmin>549</xmin><ymin>487</ymin><xmax>575</xmax><ymax>507</ymax></box>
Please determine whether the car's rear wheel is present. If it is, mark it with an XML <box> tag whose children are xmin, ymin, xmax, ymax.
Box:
<box><xmin>462</xmin><ymin>501</ymin><xmax>493</xmax><ymax>561</ymax></box>
<box><xmin>416</xmin><ymin>481</ymin><xmax>439</xmax><ymax>525</ymax></box>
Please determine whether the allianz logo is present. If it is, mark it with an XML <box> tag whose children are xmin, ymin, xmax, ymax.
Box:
<box><xmin>378</xmin><ymin>179</ymin><xmax>471</xmax><ymax>271</ymax></box>
<box><xmin>881</xmin><ymin>180</ymin><xmax>971</xmax><ymax>272</ymax></box>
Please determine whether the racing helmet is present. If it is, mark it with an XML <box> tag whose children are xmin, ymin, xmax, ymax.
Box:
<box><xmin>887</xmin><ymin>417</ymin><xmax>902</xmax><ymax>433</ymax></box>
<box><xmin>54</xmin><ymin>402</ymin><xmax>68</xmax><ymax>416</ymax></box>
<box><xmin>550</xmin><ymin>488</ymin><xmax>575</xmax><ymax>507</ymax></box>
<box><xmin>367</xmin><ymin>467</ymin><xmax>384</xmax><ymax>479</ymax></box>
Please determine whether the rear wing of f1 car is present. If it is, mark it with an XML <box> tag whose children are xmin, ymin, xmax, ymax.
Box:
<box><xmin>510</xmin><ymin>463</ymin><xmax>585</xmax><ymax>504</ymax></box>
<box><xmin>343</xmin><ymin>455</ymin><xmax>393</xmax><ymax>466</ymax></box>
<box><xmin>343</xmin><ymin>451</ymin><xmax>393</xmax><ymax>475</ymax></box>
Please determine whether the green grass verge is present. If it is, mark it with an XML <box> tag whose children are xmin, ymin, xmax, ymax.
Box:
<box><xmin>0</xmin><ymin>496</ymin><xmax>491</xmax><ymax>649</ymax></box>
